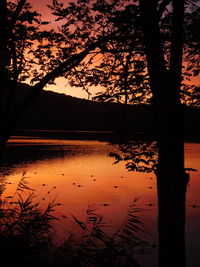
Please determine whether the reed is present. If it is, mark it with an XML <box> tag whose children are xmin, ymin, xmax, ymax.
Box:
<box><xmin>0</xmin><ymin>173</ymin><xmax>149</xmax><ymax>267</ymax></box>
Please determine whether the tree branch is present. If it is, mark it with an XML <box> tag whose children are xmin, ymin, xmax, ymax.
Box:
<box><xmin>170</xmin><ymin>0</ymin><xmax>185</xmax><ymax>100</ymax></box>
<box><xmin>186</xmin><ymin>0</ymin><xmax>199</xmax><ymax>8</ymax></box>
<box><xmin>158</xmin><ymin>0</ymin><xmax>172</xmax><ymax>19</ymax></box>
<box><xmin>0</xmin><ymin>0</ymin><xmax>7</xmax><ymax>50</ymax></box>
<box><xmin>9</xmin><ymin>0</ymin><xmax>26</xmax><ymax>31</ymax></box>
<box><xmin>139</xmin><ymin>0</ymin><xmax>167</xmax><ymax>100</ymax></box>
<box><xmin>11</xmin><ymin>28</ymin><xmax>125</xmax><ymax>118</ymax></box>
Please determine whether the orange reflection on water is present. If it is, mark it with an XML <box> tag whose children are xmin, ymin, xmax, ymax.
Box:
<box><xmin>3</xmin><ymin>140</ymin><xmax>157</xmax><ymax>233</ymax></box>
<box><xmin>1</xmin><ymin>140</ymin><xmax>200</xmax><ymax>266</ymax></box>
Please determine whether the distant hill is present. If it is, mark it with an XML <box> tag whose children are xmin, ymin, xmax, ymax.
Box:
<box><xmin>12</xmin><ymin>83</ymin><xmax>200</xmax><ymax>140</ymax></box>
<box><xmin>14</xmin><ymin>84</ymin><xmax>153</xmax><ymax>132</ymax></box>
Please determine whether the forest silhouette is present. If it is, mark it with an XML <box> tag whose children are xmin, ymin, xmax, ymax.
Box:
<box><xmin>0</xmin><ymin>1</ymin><xmax>199</xmax><ymax>267</ymax></box>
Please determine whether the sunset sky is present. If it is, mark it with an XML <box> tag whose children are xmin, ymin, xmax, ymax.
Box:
<box><xmin>28</xmin><ymin>0</ymin><xmax>98</xmax><ymax>99</ymax></box>
<box><xmin>27</xmin><ymin>0</ymin><xmax>199</xmax><ymax>99</ymax></box>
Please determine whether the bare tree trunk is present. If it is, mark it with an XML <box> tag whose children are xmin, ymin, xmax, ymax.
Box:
<box><xmin>156</xmin><ymin>73</ymin><xmax>188</xmax><ymax>267</ymax></box>
<box><xmin>0</xmin><ymin>0</ymin><xmax>10</xmax><ymax>157</ymax></box>
<box><xmin>139</xmin><ymin>0</ymin><xmax>187</xmax><ymax>266</ymax></box>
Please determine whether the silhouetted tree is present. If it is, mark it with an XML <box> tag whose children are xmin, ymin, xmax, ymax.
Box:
<box><xmin>0</xmin><ymin>0</ymin><xmax>125</xmax><ymax>150</ymax></box>
<box><xmin>139</xmin><ymin>1</ymin><xmax>194</xmax><ymax>266</ymax></box>
<box><xmin>55</xmin><ymin>1</ymin><xmax>199</xmax><ymax>266</ymax></box>
<box><xmin>0</xmin><ymin>1</ymin><xmax>199</xmax><ymax>266</ymax></box>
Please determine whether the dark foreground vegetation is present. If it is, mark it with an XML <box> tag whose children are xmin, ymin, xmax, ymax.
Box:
<box><xmin>0</xmin><ymin>175</ymin><xmax>149</xmax><ymax>267</ymax></box>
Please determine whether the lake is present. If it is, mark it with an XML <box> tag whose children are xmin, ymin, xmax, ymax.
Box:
<box><xmin>1</xmin><ymin>137</ymin><xmax>200</xmax><ymax>266</ymax></box>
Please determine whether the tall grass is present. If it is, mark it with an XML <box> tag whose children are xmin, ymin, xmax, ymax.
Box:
<box><xmin>0</xmin><ymin>174</ymin><xmax>149</xmax><ymax>267</ymax></box>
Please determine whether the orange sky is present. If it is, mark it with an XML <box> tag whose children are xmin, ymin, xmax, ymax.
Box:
<box><xmin>28</xmin><ymin>0</ymin><xmax>97</xmax><ymax>99</ymax></box>
<box><xmin>27</xmin><ymin>1</ymin><xmax>199</xmax><ymax>99</ymax></box>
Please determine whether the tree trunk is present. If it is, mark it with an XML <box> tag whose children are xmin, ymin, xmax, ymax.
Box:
<box><xmin>156</xmin><ymin>74</ymin><xmax>188</xmax><ymax>267</ymax></box>
<box><xmin>0</xmin><ymin>116</ymin><xmax>12</xmax><ymax>159</ymax></box>
<box><xmin>139</xmin><ymin>0</ymin><xmax>187</xmax><ymax>265</ymax></box>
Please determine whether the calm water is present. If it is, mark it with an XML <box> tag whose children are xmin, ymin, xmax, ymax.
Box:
<box><xmin>1</xmin><ymin>137</ymin><xmax>200</xmax><ymax>266</ymax></box>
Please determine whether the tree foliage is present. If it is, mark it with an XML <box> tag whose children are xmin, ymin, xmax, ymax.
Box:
<box><xmin>1</xmin><ymin>0</ymin><xmax>198</xmax><ymax>131</ymax></box>
<box><xmin>49</xmin><ymin>0</ymin><xmax>199</xmax><ymax>106</ymax></box>
<box><xmin>109</xmin><ymin>140</ymin><xmax>157</xmax><ymax>173</ymax></box>
<box><xmin>0</xmin><ymin>0</ymin><xmax>132</xmax><ymax>145</ymax></box>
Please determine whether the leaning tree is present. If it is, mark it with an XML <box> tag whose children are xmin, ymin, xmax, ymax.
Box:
<box><xmin>0</xmin><ymin>0</ymin><xmax>126</xmax><ymax>150</ymax></box>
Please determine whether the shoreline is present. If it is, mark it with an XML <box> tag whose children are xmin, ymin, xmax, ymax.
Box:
<box><xmin>10</xmin><ymin>129</ymin><xmax>200</xmax><ymax>143</ymax></box>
